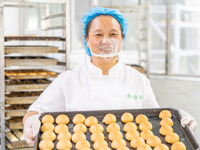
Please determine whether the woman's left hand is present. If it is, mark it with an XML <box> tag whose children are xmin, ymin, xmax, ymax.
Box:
<box><xmin>179</xmin><ymin>109</ymin><xmax>198</xmax><ymax>133</ymax></box>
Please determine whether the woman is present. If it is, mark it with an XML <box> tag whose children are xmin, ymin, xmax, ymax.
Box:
<box><xmin>23</xmin><ymin>7</ymin><xmax>197</xmax><ymax>145</ymax></box>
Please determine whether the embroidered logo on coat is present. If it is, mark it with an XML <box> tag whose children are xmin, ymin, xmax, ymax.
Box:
<box><xmin>127</xmin><ymin>94</ymin><xmax>142</xmax><ymax>100</ymax></box>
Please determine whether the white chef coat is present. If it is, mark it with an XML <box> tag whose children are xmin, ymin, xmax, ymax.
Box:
<box><xmin>28</xmin><ymin>61</ymin><xmax>160</xmax><ymax>113</ymax></box>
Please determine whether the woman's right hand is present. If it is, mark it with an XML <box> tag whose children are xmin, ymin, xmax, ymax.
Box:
<box><xmin>23</xmin><ymin>113</ymin><xmax>41</xmax><ymax>145</ymax></box>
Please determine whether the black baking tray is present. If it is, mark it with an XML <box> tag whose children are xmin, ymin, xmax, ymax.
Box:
<box><xmin>34</xmin><ymin>108</ymin><xmax>199</xmax><ymax>150</ymax></box>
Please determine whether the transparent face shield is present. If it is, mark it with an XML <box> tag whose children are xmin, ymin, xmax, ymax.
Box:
<box><xmin>90</xmin><ymin>38</ymin><xmax>122</xmax><ymax>61</ymax></box>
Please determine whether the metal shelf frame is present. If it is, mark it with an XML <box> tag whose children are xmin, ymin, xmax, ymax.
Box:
<box><xmin>0</xmin><ymin>0</ymin><xmax>71</xmax><ymax>149</ymax></box>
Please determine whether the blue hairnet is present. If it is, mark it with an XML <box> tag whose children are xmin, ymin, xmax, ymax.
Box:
<box><xmin>82</xmin><ymin>7</ymin><xmax>128</xmax><ymax>56</ymax></box>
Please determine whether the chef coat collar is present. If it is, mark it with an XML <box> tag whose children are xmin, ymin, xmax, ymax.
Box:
<box><xmin>87</xmin><ymin>60</ymin><xmax>122</xmax><ymax>77</ymax></box>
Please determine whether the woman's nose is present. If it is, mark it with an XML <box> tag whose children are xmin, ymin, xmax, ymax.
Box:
<box><xmin>101</xmin><ymin>37</ymin><xmax>111</xmax><ymax>45</ymax></box>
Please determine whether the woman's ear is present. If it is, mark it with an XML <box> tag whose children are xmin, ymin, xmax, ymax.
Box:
<box><xmin>85</xmin><ymin>36</ymin><xmax>90</xmax><ymax>47</ymax></box>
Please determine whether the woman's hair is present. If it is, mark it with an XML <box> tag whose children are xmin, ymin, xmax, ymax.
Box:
<box><xmin>85</xmin><ymin>15</ymin><xmax>125</xmax><ymax>39</ymax></box>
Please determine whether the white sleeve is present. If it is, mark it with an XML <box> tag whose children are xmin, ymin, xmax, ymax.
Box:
<box><xmin>28</xmin><ymin>74</ymin><xmax>66</xmax><ymax>113</ymax></box>
<box><xmin>142</xmin><ymin>77</ymin><xmax>160</xmax><ymax>108</ymax></box>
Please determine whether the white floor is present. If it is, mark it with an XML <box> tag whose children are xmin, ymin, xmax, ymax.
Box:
<box><xmin>150</xmin><ymin>78</ymin><xmax>200</xmax><ymax>144</ymax></box>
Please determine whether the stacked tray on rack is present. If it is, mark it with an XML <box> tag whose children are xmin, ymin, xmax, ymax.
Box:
<box><xmin>34</xmin><ymin>108</ymin><xmax>199</xmax><ymax>150</ymax></box>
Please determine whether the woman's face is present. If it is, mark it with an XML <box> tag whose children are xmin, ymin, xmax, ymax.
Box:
<box><xmin>85</xmin><ymin>15</ymin><xmax>124</xmax><ymax>59</ymax></box>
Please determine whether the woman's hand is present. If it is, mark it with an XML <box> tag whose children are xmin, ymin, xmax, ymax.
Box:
<box><xmin>23</xmin><ymin>114</ymin><xmax>41</xmax><ymax>145</ymax></box>
<box><xmin>179</xmin><ymin>109</ymin><xmax>198</xmax><ymax>133</ymax></box>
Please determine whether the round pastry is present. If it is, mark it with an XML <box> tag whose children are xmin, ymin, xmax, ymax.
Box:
<box><xmin>41</xmin><ymin>122</ymin><xmax>55</xmax><ymax>132</ymax></box>
<box><xmin>102</xmin><ymin>114</ymin><xmax>116</xmax><ymax>124</ymax></box>
<box><xmin>140</xmin><ymin>129</ymin><xmax>154</xmax><ymax>141</ymax></box>
<box><xmin>57</xmin><ymin>131</ymin><xmax>72</xmax><ymax>141</ymax></box>
<box><xmin>108</xmin><ymin>130</ymin><xmax>123</xmax><ymax>141</ymax></box>
<box><xmin>125</xmin><ymin>130</ymin><xmax>140</xmax><ymax>141</ymax></box>
<box><xmin>137</xmin><ymin>144</ymin><xmax>152</xmax><ymax>150</ymax></box>
<box><xmin>91</xmin><ymin>131</ymin><xmax>105</xmax><ymax>142</ymax></box>
<box><xmin>130</xmin><ymin>137</ymin><xmax>145</xmax><ymax>148</ymax></box>
<box><xmin>73</xmin><ymin>123</ymin><xmax>87</xmax><ymax>133</ymax></box>
<box><xmin>72</xmin><ymin>131</ymin><xmax>86</xmax><ymax>143</ymax></box>
<box><xmin>56</xmin><ymin>114</ymin><xmax>69</xmax><ymax>124</ymax></box>
<box><xmin>75</xmin><ymin>139</ymin><xmax>90</xmax><ymax>149</ymax></box>
<box><xmin>55</xmin><ymin>124</ymin><xmax>68</xmax><ymax>134</ymax></box>
<box><xmin>56</xmin><ymin>139</ymin><xmax>72</xmax><ymax>149</ymax></box>
<box><xmin>107</xmin><ymin>123</ymin><xmax>120</xmax><ymax>133</ymax></box>
<box><xmin>154</xmin><ymin>143</ymin><xmax>169</xmax><ymax>150</ymax></box>
<box><xmin>39</xmin><ymin>139</ymin><xmax>54</xmax><ymax>149</ymax></box>
<box><xmin>135</xmin><ymin>114</ymin><xmax>148</xmax><ymax>124</ymax></box>
<box><xmin>171</xmin><ymin>142</ymin><xmax>186</xmax><ymax>150</ymax></box>
<box><xmin>123</xmin><ymin>122</ymin><xmax>137</xmax><ymax>132</ymax></box>
<box><xmin>117</xmin><ymin>145</ymin><xmax>129</xmax><ymax>150</ymax></box>
<box><xmin>146</xmin><ymin>135</ymin><xmax>161</xmax><ymax>147</ymax></box>
<box><xmin>41</xmin><ymin>131</ymin><xmax>56</xmax><ymax>141</ymax></box>
<box><xmin>41</xmin><ymin>115</ymin><xmax>54</xmax><ymax>124</ymax></box>
<box><xmin>80</xmin><ymin>148</ymin><xmax>92</xmax><ymax>150</ymax></box>
<box><xmin>165</xmin><ymin>132</ymin><xmax>179</xmax><ymax>144</ymax></box>
<box><xmin>111</xmin><ymin>139</ymin><xmax>126</xmax><ymax>149</ymax></box>
<box><xmin>73</xmin><ymin>114</ymin><xmax>86</xmax><ymax>124</ymax></box>
<box><xmin>121</xmin><ymin>112</ymin><xmax>134</xmax><ymax>123</ymax></box>
<box><xmin>93</xmin><ymin>139</ymin><xmax>108</xmax><ymax>149</ymax></box>
<box><xmin>159</xmin><ymin>110</ymin><xmax>172</xmax><ymax>119</ymax></box>
<box><xmin>159</xmin><ymin>125</ymin><xmax>173</xmax><ymax>136</ymax></box>
<box><xmin>85</xmin><ymin>116</ymin><xmax>98</xmax><ymax>127</ymax></box>
<box><xmin>99</xmin><ymin>148</ymin><xmax>111</xmax><ymax>150</ymax></box>
<box><xmin>160</xmin><ymin>117</ymin><xmax>173</xmax><ymax>126</ymax></box>
<box><xmin>139</xmin><ymin>121</ymin><xmax>153</xmax><ymax>131</ymax></box>
<box><xmin>90</xmin><ymin>124</ymin><xmax>104</xmax><ymax>133</ymax></box>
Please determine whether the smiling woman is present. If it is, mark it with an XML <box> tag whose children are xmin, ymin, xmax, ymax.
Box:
<box><xmin>22</xmin><ymin>6</ymin><xmax>198</xmax><ymax>146</ymax></box>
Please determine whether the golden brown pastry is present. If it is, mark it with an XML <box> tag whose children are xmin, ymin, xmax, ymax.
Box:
<box><xmin>139</xmin><ymin>121</ymin><xmax>153</xmax><ymax>131</ymax></box>
<box><xmin>146</xmin><ymin>135</ymin><xmax>161</xmax><ymax>147</ymax></box>
<box><xmin>55</xmin><ymin>124</ymin><xmax>68</xmax><ymax>134</ymax></box>
<box><xmin>111</xmin><ymin>139</ymin><xmax>126</xmax><ymax>149</ymax></box>
<box><xmin>107</xmin><ymin>123</ymin><xmax>120</xmax><ymax>133</ymax></box>
<box><xmin>41</xmin><ymin>131</ymin><xmax>56</xmax><ymax>141</ymax></box>
<box><xmin>137</xmin><ymin>144</ymin><xmax>152</xmax><ymax>150</ymax></box>
<box><xmin>159</xmin><ymin>110</ymin><xmax>172</xmax><ymax>119</ymax></box>
<box><xmin>165</xmin><ymin>132</ymin><xmax>179</xmax><ymax>144</ymax></box>
<box><xmin>73</xmin><ymin>123</ymin><xmax>87</xmax><ymax>133</ymax></box>
<box><xmin>90</xmin><ymin>131</ymin><xmax>105</xmax><ymax>142</ymax></box>
<box><xmin>123</xmin><ymin>122</ymin><xmax>137</xmax><ymax>132</ymax></box>
<box><xmin>117</xmin><ymin>145</ymin><xmax>129</xmax><ymax>150</ymax></box>
<box><xmin>39</xmin><ymin>139</ymin><xmax>54</xmax><ymax>149</ymax></box>
<box><xmin>154</xmin><ymin>143</ymin><xmax>169</xmax><ymax>150</ymax></box>
<box><xmin>80</xmin><ymin>148</ymin><xmax>92</xmax><ymax>150</ymax></box>
<box><xmin>171</xmin><ymin>142</ymin><xmax>186</xmax><ymax>150</ymax></box>
<box><xmin>93</xmin><ymin>139</ymin><xmax>108</xmax><ymax>149</ymax></box>
<box><xmin>99</xmin><ymin>148</ymin><xmax>111</xmax><ymax>150</ymax></box>
<box><xmin>41</xmin><ymin>122</ymin><xmax>55</xmax><ymax>132</ymax></box>
<box><xmin>125</xmin><ymin>130</ymin><xmax>140</xmax><ymax>141</ymax></box>
<box><xmin>140</xmin><ymin>129</ymin><xmax>154</xmax><ymax>141</ymax></box>
<box><xmin>75</xmin><ymin>139</ymin><xmax>90</xmax><ymax>149</ymax></box>
<box><xmin>85</xmin><ymin>116</ymin><xmax>98</xmax><ymax>127</ymax></box>
<box><xmin>135</xmin><ymin>114</ymin><xmax>148</xmax><ymax>124</ymax></box>
<box><xmin>160</xmin><ymin>117</ymin><xmax>173</xmax><ymax>126</ymax></box>
<box><xmin>41</xmin><ymin>115</ymin><xmax>54</xmax><ymax>124</ymax></box>
<box><xmin>121</xmin><ymin>112</ymin><xmax>134</xmax><ymax>123</ymax></box>
<box><xmin>159</xmin><ymin>125</ymin><xmax>173</xmax><ymax>136</ymax></box>
<box><xmin>73</xmin><ymin>114</ymin><xmax>86</xmax><ymax>124</ymax></box>
<box><xmin>72</xmin><ymin>131</ymin><xmax>86</xmax><ymax>143</ymax></box>
<box><xmin>90</xmin><ymin>124</ymin><xmax>104</xmax><ymax>133</ymax></box>
<box><xmin>56</xmin><ymin>114</ymin><xmax>69</xmax><ymax>124</ymax></box>
<box><xmin>130</xmin><ymin>137</ymin><xmax>145</xmax><ymax>148</ymax></box>
<box><xmin>108</xmin><ymin>130</ymin><xmax>123</xmax><ymax>141</ymax></box>
<box><xmin>102</xmin><ymin>114</ymin><xmax>116</xmax><ymax>124</ymax></box>
<box><xmin>57</xmin><ymin>131</ymin><xmax>72</xmax><ymax>141</ymax></box>
<box><xmin>56</xmin><ymin>139</ymin><xmax>72</xmax><ymax>149</ymax></box>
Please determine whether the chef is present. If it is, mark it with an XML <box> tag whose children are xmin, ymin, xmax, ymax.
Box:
<box><xmin>23</xmin><ymin>7</ymin><xmax>198</xmax><ymax>145</ymax></box>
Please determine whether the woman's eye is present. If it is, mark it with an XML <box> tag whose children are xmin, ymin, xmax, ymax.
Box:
<box><xmin>110</xmin><ymin>33</ymin><xmax>117</xmax><ymax>36</ymax></box>
<box><xmin>95</xmin><ymin>34</ymin><xmax>102</xmax><ymax>36</ymax></box>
